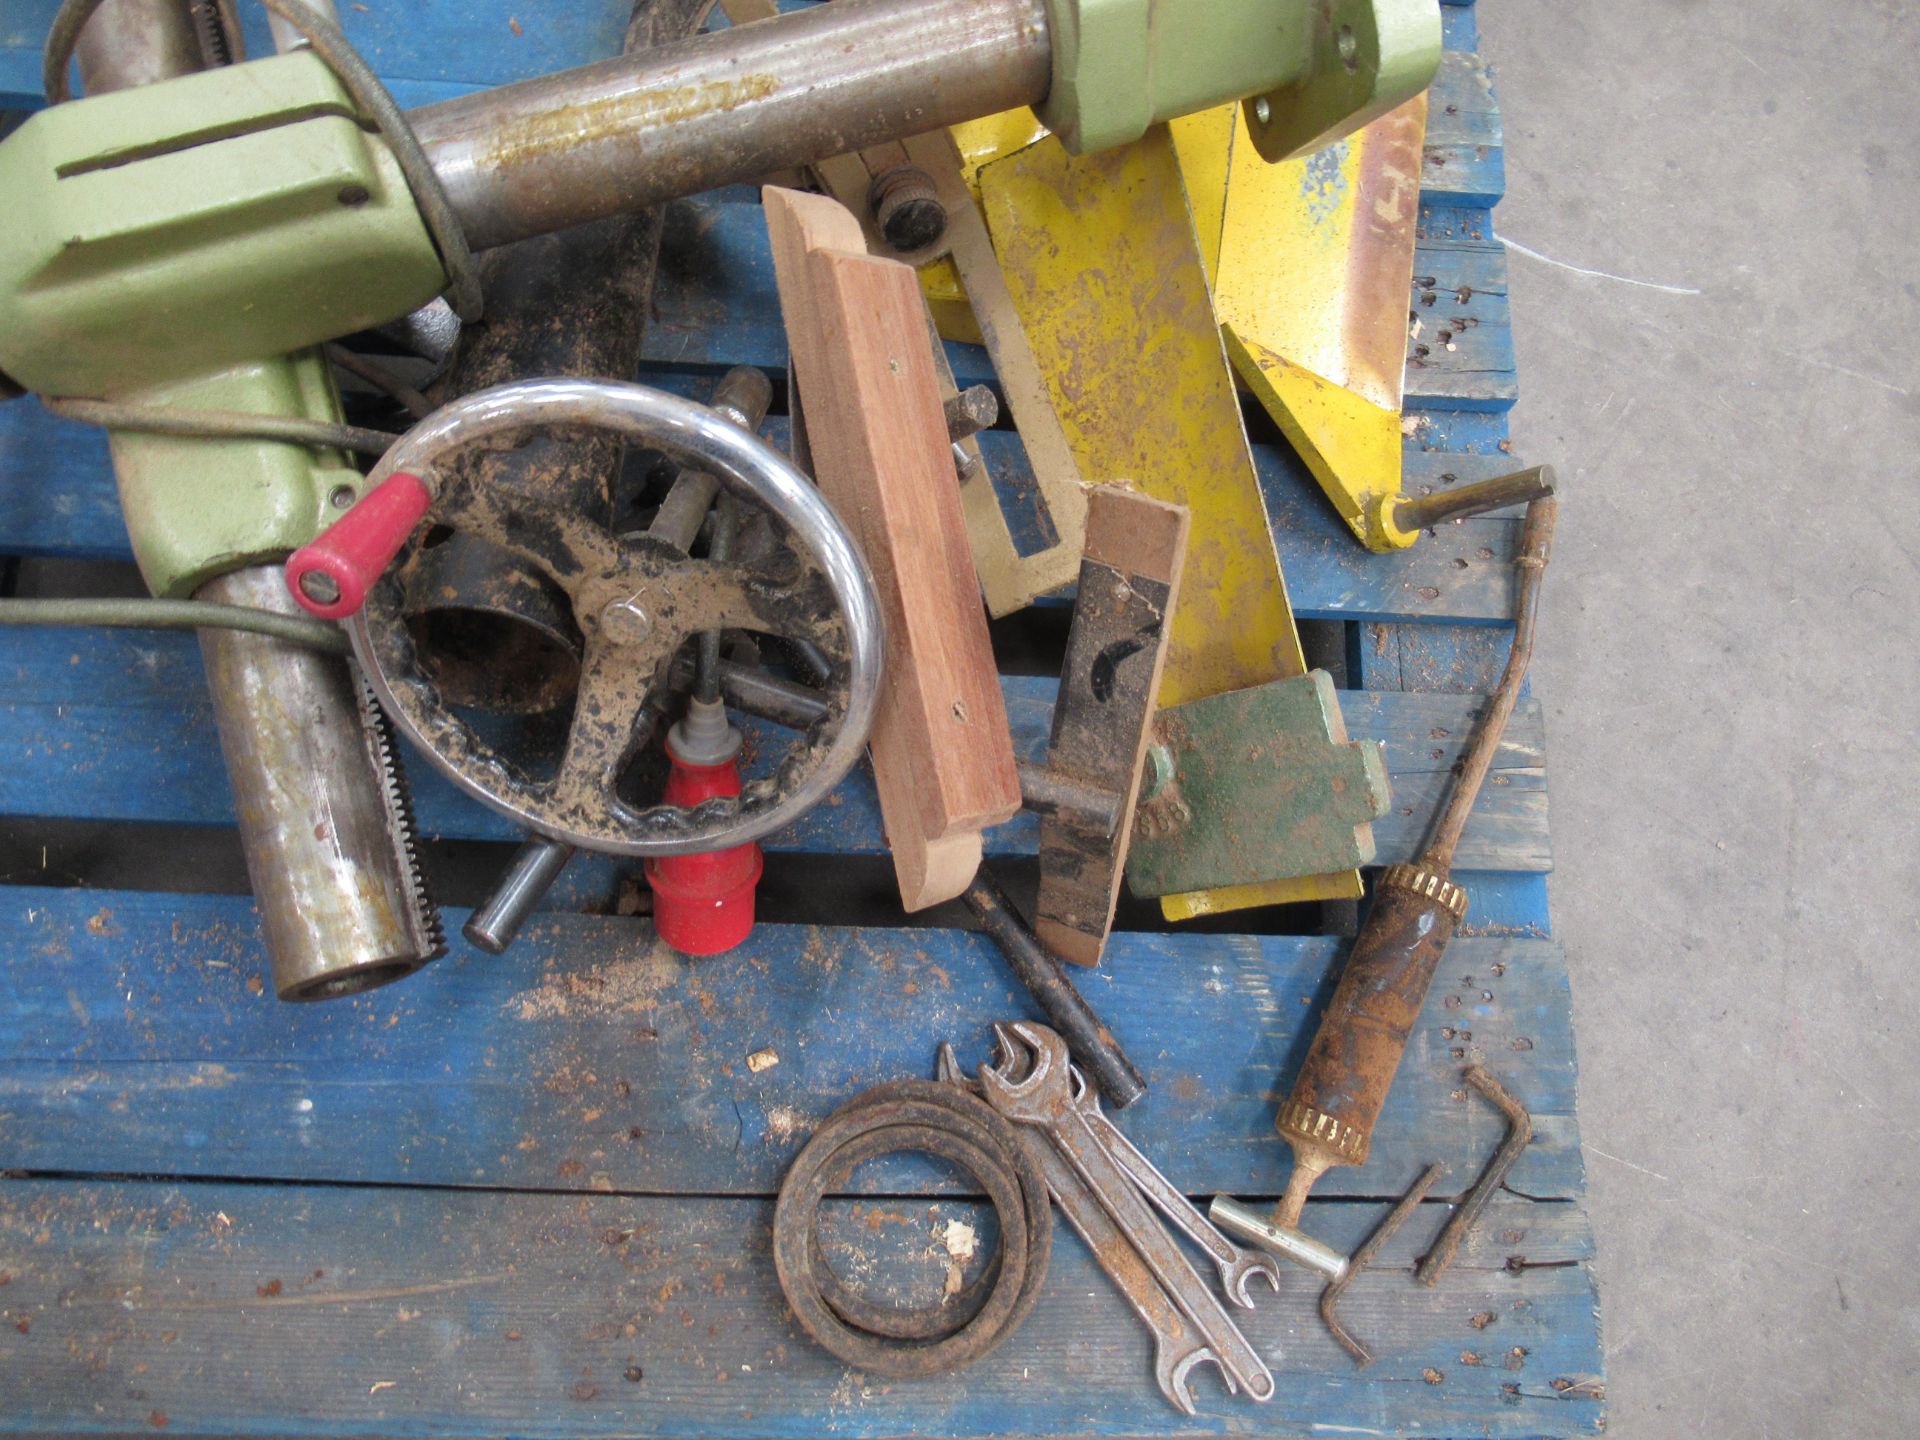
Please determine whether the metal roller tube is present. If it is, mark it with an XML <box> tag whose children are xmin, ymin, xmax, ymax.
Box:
<box><xmin>198</xmin><ymin>568</ymin><xmax>443</xmax><ymax>1000</ymax></box>
<box><xmin>71</xmin><ymin>0</ymin><xmax>204</xmax><ymax>96</ymax></box>
<box><xmin>410</xmin><ymin>0</ymin><xmax>1052</xmax><ymax>250</ymax></box>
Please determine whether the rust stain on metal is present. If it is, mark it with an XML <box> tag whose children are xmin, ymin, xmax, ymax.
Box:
<box><xmin>482</xmin><ymin>75</ymin><xmax>781</xmax><ymax>173</ymax></box>
<box><xmin>1341</xmin><ymin>97</ymin><xmax>1429</xmax><ymax>405</ymax></box>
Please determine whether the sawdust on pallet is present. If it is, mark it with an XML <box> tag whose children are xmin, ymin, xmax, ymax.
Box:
<box><xmin>763</xmin><ymin>1105</ymin><xmax>808</xmax><ymax>1143</ymax></box>
<box><xmin>934</xmin><ymin>1216</ymin><xmax>977</xmax><ymax>1297</ymax></box>
<box><xmin>512</xmin><ymin>936</ymin><xmax>682</xmax><ymax>1020</ymax></box>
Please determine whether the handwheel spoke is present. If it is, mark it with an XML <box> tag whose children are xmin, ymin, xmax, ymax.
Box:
<box><xmin>652</xmin><ymin>559</ymin><xmax>789</xmax><ymax>636</ymax></box>
<box><xmin>442</xmin><ymin>482</ymin><xmax>625</xmax><ymax>588</ymax></box>
<box><xmin>552</xmin><ymin>636</ymin><xmax>668</xmax><ymax>814</ymax></box>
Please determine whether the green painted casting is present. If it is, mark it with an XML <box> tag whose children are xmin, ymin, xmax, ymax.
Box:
<box><xmin>108</xmin><ymin>353</ymin><xmax>370</xmax><ymax>599</ymax></box>
<box><xmin>0</xmin><ymin>50</ymin><xmax>446</xmax><ymax>593</ymax></box>
<box><xmin>1040</xmin><ymin>0</ymin><xmax>1442</xmax><ymax>158</ymax></box>
<box><xmin>1126</xmin><ymin>671</ymin><xmax>1393</xmax><ymax>897</ymax></box>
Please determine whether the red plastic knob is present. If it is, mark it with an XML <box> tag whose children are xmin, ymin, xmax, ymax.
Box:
<box><xmin>644</xmin><ymin>732</ymin><xmax>763</xmax><ymax>956</ymax></box>
<box><xmin>285</xmin><ymin>471</ymin><xmax>433</xmax><ymax>619</ymax></box>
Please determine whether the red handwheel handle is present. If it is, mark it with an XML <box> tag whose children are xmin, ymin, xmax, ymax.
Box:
<box><xmin>285</xmin><ymin>472</ymin><xmax>433</xmax><ymax>619</ymax></box>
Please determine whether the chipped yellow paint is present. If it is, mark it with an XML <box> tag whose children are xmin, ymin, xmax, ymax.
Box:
<box><xmin>1214</xmin><ymin>94</ymin><xmax>1430</xmax><ymax>551</ymax></box>
<box><xmin>977</xmin><ymin>126</ymin><xmax>1361</xmax><ymax>914</ymax></box>
<box><xmin>1227</xmin><ymin>331</ymin><xmax>1414</xmax><ymax>550</ymax></box>
<box><xmin>1169</xmin><ymin>104</ymin><xmax>1236</xmax><ymax>287</ymax></box>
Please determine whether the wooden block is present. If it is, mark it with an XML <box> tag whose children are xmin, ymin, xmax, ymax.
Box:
<box><xmin>801</xmin><ymin>246</ymin><xmax>1023</xmax><ymax>839</ymax></box>
<box><xmin>763</xmin><ymin>187</ymin><xmax>1020</xmax><ymax>908</ymax></box>
<box><xmin>1035</xmin><ymin>488</ymin><xmax>1188</xmax><ymax>967</ymax></box>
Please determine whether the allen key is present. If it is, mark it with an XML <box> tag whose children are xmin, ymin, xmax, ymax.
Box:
<box><xmin>1211</xmin><ymin>1161</ymin><xmax>1445</xmax><ymax>1368</ymax></box>
<box><xmin>1416</xmin><ymin>1065</ymin><xmax>1535</xmax><ymax>1287</ymax></box>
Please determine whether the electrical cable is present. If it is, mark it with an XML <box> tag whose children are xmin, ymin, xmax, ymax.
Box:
<box><xmin>0</xmin><ymin>597</ymin><xmax>349</xmax><ymax>652</ymax></box>
<box><xmin>41</xmin><ymin>396</ymin><xmax>396</xmax><ymax>458</ymax></box>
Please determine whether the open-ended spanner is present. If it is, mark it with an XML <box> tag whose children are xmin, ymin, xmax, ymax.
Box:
<box><xmin>1065</xmin><ymin>1074</ymin><xmax>1283</xmax><ymax>1308</ymax></box>
<box><xmin>978</xmin><ymin>1022</ymin><xmax>1276</xmax><ymax>1403</ymax></box>
<box><xmin>937</xmin><ymin>1046</ymin><xmax>1227</xmax><ymax>1413</ymax></box>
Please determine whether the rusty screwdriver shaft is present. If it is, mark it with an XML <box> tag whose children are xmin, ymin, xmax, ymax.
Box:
<box><xmin>1273</xmin><ymin>496</ymin><xmax>1558</xmax><ymax>1228</ymax></box>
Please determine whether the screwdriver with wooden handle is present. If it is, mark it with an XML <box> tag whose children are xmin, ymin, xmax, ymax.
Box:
<box><xmin>1273</xmin><ymin>490</ymin><xmax>1559</xmax><ymax>1227</ymax></box>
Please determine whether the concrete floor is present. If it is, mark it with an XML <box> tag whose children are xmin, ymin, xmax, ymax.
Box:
<box><xmin>1479</xmin><ymin>2</ymin><xmax>1920</xmax><ymax>1434</ymax></box>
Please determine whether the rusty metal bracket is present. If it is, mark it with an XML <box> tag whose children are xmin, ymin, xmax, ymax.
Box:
<box><xmin>1033</xmin><ymin>487</ymin><xmax>1188</xmax><ymax>967</ymax></box>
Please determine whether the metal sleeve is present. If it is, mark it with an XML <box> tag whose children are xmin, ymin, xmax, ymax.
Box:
<box><xmin>410</xmin><ymin>0</ymin><xmax>1052</xmax><ymax>250</ymax></box>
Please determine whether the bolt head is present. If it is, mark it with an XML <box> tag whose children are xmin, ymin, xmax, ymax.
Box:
<box><xmin>599</xmin><ymin>595</ymin><xmax>651</xmax><ymax>645</ymax></box>
<box><xmin>1141</xmin><ymin>742</ymin><xmax>1176</xmax><ymax>802</ymax></box>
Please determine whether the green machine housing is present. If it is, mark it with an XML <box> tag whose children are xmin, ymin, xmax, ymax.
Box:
<box><xmin>0</xmin><ymin>52</ymin><xmax>448</xmax><ymax>597</ymax></box>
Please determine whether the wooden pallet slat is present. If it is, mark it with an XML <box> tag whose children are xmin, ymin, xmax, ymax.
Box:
<box><xmin>0</xmin><ymin>403</ymin><xmax>1533</xmax><ymax>626</ymax></box>
<box><xmin>0</xmin><ymin>886</ymin><xmax>1583</xmax><ymax>1201</ymax></box>
<box><xmin>1423</xmin><ymin>50</ymin><xmax>1508</xmax><ymax>209</ymax></box>
<box><xmin>0</xmin><ymin>627</ymin><xmax>1552</xmax><ymax>872</ymax></box>
<box><xmin>0</xmin><ymin>1179</ymin><xmax>1603</xmax><ymax>1440</ymax></box>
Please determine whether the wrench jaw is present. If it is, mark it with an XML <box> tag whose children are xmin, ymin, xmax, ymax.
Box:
<box><xmin>979</xmin><ymin>1021</ymin><xmax>1073</xmax><ymax>1122</ymax></box>
<box><xmin>1061</xmin><ymin>1054</ymin><xmax>1287</xmax><ymax>1313</ymax></box>
<box><xmin>1224</xmin><ymin>1253</ymin><xmax>1287</xmax><ymax>1309</ymax></box>
<box><xmin>1163</xmin><ymin>1345</ymin><xmax>1231</xmax><ymax>1416</ymax></box>
<box><xmin>935</xmin><ymin>1041</ymin><xmax>967</xmax><ymax>1088</ymax></box>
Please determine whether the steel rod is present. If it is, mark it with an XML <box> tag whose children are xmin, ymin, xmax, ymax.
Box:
<box><xmin>1424</xmin><ymin>496</ymin><xmax>1557</xmax><ymax>870</ymax></box>
<box><xmin>410</xmin><ymin>0</ymin><xmax>1052</xmax><ymax>250</ymax></box>
<box><xmin>1392</xmin><ymin>464</ymin><xmax>1556</xmax><ymax>533</ymax></box>
<box><xmin>1016</xmin><ymin>762</ymin><xmax>1123</xmax><ymax>840</ymax></box>
<box><xmin>961</xmin><ymin>869</ymin><xmax>1148</xmax><ymax>1110</ymax></box>
<box><xmin>1415</xmin><ymin>1066</ymin><xmax>1534</xmax><ymax>1286</ymax></box>
<box><xmin>464</xmin><ymin>834</ymin><xmax>578</xmax><ymax>955</ymax></box>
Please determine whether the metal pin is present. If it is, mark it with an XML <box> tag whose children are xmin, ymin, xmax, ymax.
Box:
<box><xmin>1393</xmin><ymin>465</ymin><xmax>1556</xmax><ymax>533</ymax></box>
<box><xmin>464</xmin><ymin>834</ymin><xmax>577</xmax><ymax>955</ymax></box>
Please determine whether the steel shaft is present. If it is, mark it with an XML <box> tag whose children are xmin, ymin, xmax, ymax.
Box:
<box><xmin>464</xmin><ymin>834</ymin><xmax>577</xmax><ymax>955</ymax></box>
<box><xmin>71</xmin><ymin>0</ymin><xmax>203</xmax><ymax>96</ymax></box>
<box><xmin>962</xmin><ymin>872</ymin><xmax>1148</xmax><ymax>1111</ymax></box>
<box><xmin>1392</xmin><ymin>464</ymin><xmax>1557</xmax><ymax>535</ymax></box>
<box><xmin>198</xmin><ymin>569</ymin><xmax>442</xmax><ymax>1000</ymax></box>
<box><xmin>410</xmin><ymin>0</ymin><xmax>1052</xmax><ymax>250</ymax></box>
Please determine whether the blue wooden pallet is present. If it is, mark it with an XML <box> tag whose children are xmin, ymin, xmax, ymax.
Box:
<box><xmin>0</xmin><ymin>2</ymin><xmax>1603</xmax><ymax>1436</ymax></box>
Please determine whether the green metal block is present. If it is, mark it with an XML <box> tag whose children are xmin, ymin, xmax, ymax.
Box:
<box><xmin>107</xmin><ymin>352</ymin><xmax>368</xmax><ymax>598</ymax></box>
<box><xmin>0</xmin><ymin>50</ymin><xmax>445</xmax><ymax>399</ymax></box>
<box><xmin>0</xmin><ymin>50</ymin><xmax>448</xmax><ymax>594</ymax></box>
<box><xmin>1039</xmin><ymin>0</ymin><xmax>1441</xmax><ymax>159</ymax></box>
<box><xmin>1126</xmin><ymin>671</ymin><xmax>1392</xmax><ymax>898</ymax></box>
